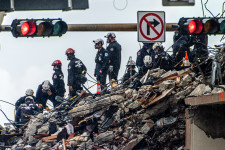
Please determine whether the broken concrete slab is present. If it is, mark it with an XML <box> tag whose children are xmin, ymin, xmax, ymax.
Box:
<box><xmin>94</xmin><ymin>131</ymin><xmax>114</xmax><ymax>145</ymax></box>
<box><xmin>189</xmin><ymin>84</ymin><xmax>206</xmax><ymax>97</ymax></box>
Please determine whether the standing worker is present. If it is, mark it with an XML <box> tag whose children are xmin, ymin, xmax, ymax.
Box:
<box><xmin>15</xmin><ymin>89</ymin><xmax>36</xmax><ymax>110</ymax></box>
<box><xmin>105</xmin><ymin>33</ymin><xmax>121</xmax><ymax>85</ymax></box>
<box><xmin>136</xmin><ymin>43</ymin><xmax>154</xmax><ymax>76</ymax></box>
<box><xmin>93</xmin><ymin>38</ymin><xmax>109</xmax><ymax>90</ymax></box>
<box><xmin>65</xmin><ymin>48</ymin><xmax>87</xmax><ymax>97</ymax></box>
<box><xmin>52</xmin><ymin>60</ymin><xmax>66</xmax><ymax>98</ymax></box>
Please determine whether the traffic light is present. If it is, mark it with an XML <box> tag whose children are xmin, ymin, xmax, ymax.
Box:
<box><xmin>178</xmin><ymin>17</ymin><xmax>225</xmax><ymax>35</ymax></box>
<box><xmin>11</xmin><ymin>18</ymin><xmax>68</xmax><ymax>37</ymax></box>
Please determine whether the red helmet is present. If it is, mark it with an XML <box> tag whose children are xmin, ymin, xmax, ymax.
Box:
<box><xmin>65</xmin><ymin>48</ymin><xmax>75</xmax><ymax>54</ymax></box>
<box><xmin>52</xmin><ymin>60</ymin><xmax>62</xmax><ymax>66</ymax></box>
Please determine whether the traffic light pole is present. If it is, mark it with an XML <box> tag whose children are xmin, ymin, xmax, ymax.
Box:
<box><xmin>0</xmin><ymin>23</ymin><xmax>178</xmax><ymax>32</ymax></box>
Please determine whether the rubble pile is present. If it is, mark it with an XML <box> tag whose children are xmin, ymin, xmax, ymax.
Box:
<box><xmin>6</xmin><ymin>67</ymin><xmax>225</xmax><ymax>150</ymax></box>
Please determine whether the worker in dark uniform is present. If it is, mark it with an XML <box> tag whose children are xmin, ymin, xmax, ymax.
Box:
<box><xmin>152</xmin><ymin>42</ymin><xmax>173</xmax><ymax>71</ymax></box>
<box><xmin>173</xmin><ymin>32</ymin><xmax>193</xmax><ymax>69</ymax></box>
<box><xmin>52</xmin><ymin>60</ymin><xmax>66</xmax><ymax>98</ymax></box>
<box><xmin>93</xmin><ymin>38</ymin><xmax>109</xmax><ymax>90</ymax></box>
<box><xmin>15</xmin><ymin>89</ymin><xmax>36</xmax><ymax>110</ymax></box>
<box><xmin>65</xmin><ymin>48</ymin><xmax>87</xmax><ymax>97</ymax></box>
<box><xmin>105</xmin><ymin>33</ymin><xmax>122</xmax><ymax>83</ymax></box>
<box><xmin>15</xmin><ymin>96</ymin><xmax>39</xmax><ymax>128</ymax></box>
<box><xmin>122</xmin><ymin>59</ymin><xmax>137</xmax><ymax>83</ymax></box>
<box><xmin>136</xmin><ymin>43</ymin><xmax>154</xmax><ymax>76</ymax></box>
<box><xmin>36</xmin><ymin>80</ymin><xmax>57</xmax><ymax>108</ymax></box>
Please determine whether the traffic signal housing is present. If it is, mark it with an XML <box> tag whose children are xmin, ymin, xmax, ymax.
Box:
<box><xmin>178</xmin><ymin>17</ymin><xmax>225</xmax><ymax>35</ymax></box>
<box><xmin>11</xmin><ymin>18</ymin><xmax>68</xmax><ymax>37</ymax></box>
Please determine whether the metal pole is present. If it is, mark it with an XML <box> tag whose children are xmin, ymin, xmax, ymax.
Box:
<box><xmin>0</xmin><ymin>23</ymin><xmax>178</xmax><ymax>32</ymax></box>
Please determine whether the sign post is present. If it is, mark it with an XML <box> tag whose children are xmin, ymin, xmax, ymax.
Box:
<box><xmin>137</xmin><ymin>11</ymin><xmax>165</xmax><ymax>43</ymax></box>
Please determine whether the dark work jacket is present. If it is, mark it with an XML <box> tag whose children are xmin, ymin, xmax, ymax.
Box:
<box><xmin>136</xmin><ymin>48</ymin><xmax>153</xmax><ymax>68</ymax></box>
<box><xmin>52</xmin><ymin>69</ymin><xmax>66</xmax><ymax>97</ymax></box>
<box><xmin>67</xmin><ymin>57</ymin><xmax>87</xmax><ymax>86</ymax></box>
<box><xmin>106</xmin><ymin>41</ymin><xmax>121</xmax><ymax>69</ymax></box>
<box><xmin>154</xmin><ymin>51</ymin><xmax>173</xmax><ymax>71</ymax></box>
<box><xmin>95</xmin><ymin>47</ymin><xmax>109</xmax><ymax>76</ymax></box>
<box><xmin>36</xmin><ymin>83</ymin><xmax>56</xmax><ymax>107</ymax></box>
<box><xmin>15</xmin><ymin>103</ymin><xmax>39</xmax><ymax>123</ymax></box>
<box><xmin>15</xmin><ymin>95</ymin><xmax>36</xmax><ymax>110</ymax></box>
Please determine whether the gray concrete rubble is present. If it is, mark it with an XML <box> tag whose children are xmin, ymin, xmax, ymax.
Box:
<box><xmin>5</xmin><ymin>66</ymin><xmax>224</xmax><ymax>150</ymax></box>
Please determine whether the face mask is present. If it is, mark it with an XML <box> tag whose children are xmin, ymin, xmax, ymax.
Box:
<box><xmin>53</xmin><ymin>67</ymin><xmax>59</xmax><ymax>71</ymax></box>
<box><xmin>107</xmin><ymin>38</ymin><xmax>110</xmax><ymax>43</ymax></box>
<box><xmin>67</xmin><ymin>54</ymin><xmax>74</xmax><ymax>60</ymax></box>
<box><xmin>95</xmin><ymin>44</ymin><xmax>99</xmax><ymax>49</ymax></box>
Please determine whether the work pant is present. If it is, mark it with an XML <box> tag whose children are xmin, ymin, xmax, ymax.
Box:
<box><xmin>96</xmin><ymin>72</ymin><xmax>107</xmax><ymax>90</ymax></box>
<box><xmin>109</xmin><ymin>66</ymin><xmax>120</xmax><ymax>81</ymax></box>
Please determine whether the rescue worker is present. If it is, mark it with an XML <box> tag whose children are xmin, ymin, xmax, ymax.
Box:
<box><xmin>105</xmin><ymin>33</ymin><xmax>122</xmax><ymax>83</ymax></box>
<box><xmin>15</xmin><ymin>89</ymin><xmax>36</xmax><ymax>110</ymax></box>
<box><xmin>15</xmin><ymin>96</ymin><xmax>39</xmax><ymax>128</ymax></box>
<box><xmin>152</xmin><ymin>42</ymin><xmax>173</xmax><ymax>71</ymax></box>
<box><xmin>65</xmin><ymin>48</ymin><xmax>87</xmax><ymax>97</ymax></box>
<box><xmin>93</xmin><ymin>38</ymin><xmax>109</xmax><ymax>90</ymax></box>
<box><xmin>122</xmin><ymin>59</ymin><xmax>137</xmax><ymax>83</ymax></box>
<box><xmin>52</xmin><ymin>60</ymin><xmax>66</xmax><ymax>98</ymax></box>
<box><xmin>136</xmin><ymin>43</ymin><xmax>154</xmax><ymax>75</ymax></box>
<box><xmin>172</xmin><ymin>32</ymin><xmax>193</xmax><ymax>69</ymax></box>
<box><xmin>36</xmin><ymin>80</ymin><xmax>57</xmax><ymax>108</ymax></box>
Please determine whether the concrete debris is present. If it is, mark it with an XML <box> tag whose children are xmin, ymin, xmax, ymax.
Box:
<box><xmin>3</xmin><ymin>65</ymin><xmax>223</xmax><ymax>150</ymax></box>
<box><xmin>189</xmin><ymin>84</ymin><xmax>206</xmax><ymax>97</ymax></box>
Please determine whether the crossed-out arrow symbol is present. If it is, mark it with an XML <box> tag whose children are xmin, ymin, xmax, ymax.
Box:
<box><xmin>146</xmin><ymin>19</ymin><xmax>160</xmax><ymax>35</ymax></box>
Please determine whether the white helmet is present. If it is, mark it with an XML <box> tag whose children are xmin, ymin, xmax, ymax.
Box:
<box><xmin>25</xmin><ymin>96</ymin><xmax>34</xmax><ymax>103</ymax></box>
<box><xmin>25</xmin><ymin>89</ymin><xmax>34</xmax><ymax>96</ymax></box>
<box><xmin>153</xmin><ymin>42</ymin><xmax>162</xmax><ymax>50</ymax></box>
<box><xmin>143</xmin><ymin>55</ymin><xmax>152</xmax><ymax>67</ymax></box>
<box><xmin>42</xmin><ymin>80</ymin><xmax>50</xmax><ymax>91</ymax></box>
<box><xmin>104</xmin><ymin>33</ymin><xmax>116</xmax><ymax>38</ymax></box>
<box><xmin>127</xmin><ymin>60</ymin><xmax>136</xmax><ymax>66</ymax></box>
<box><xmin>93</xmin><ymin>38</ymin><xmax>104</xmax><ymax>45</ymax></box>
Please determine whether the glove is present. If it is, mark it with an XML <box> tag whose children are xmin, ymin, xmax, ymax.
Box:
<box><xmin>108</xmin><ymin>65</ymin><xmax>113</xmax><ymax>72</ymax></box>
<box><xmin>47</xmin><ymin>90</ymin><xmax>52</xmax><ymax>96</ymax></box>
<box><xmin>38</xmin><ymin>104</ymin><xmax>43</xmax><ymax>110</ymax></box>
<box><xmin>69</xmin><ymin>86</ymin><xmax>73</xmax><ymax>92</ymax></box>
<box><xmin>99</xmin><ymin>70</ymin><xmax>102</xmax><ymax>74</ymax></box>
<box><xmin>82</xmin><ymin>70</ymin><xmax>86</xmax><ymax>75</ymax></box>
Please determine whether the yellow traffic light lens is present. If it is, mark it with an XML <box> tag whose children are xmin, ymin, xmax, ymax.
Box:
<box><xmin>204</xmin><ymin>19</ymin><xmax>219</xmax><ymax>33</ymax></box>
<box><xmin>37</xmin><ymin>22</ymin><xmax>53</xmax><ymax>36</ymax></box>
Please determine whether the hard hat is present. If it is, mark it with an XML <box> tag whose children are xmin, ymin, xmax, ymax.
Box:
<box><xmin>127</xmin><ymin>60</ymin><xmax>136</xmax><ymax>66</ymax></box>
<box><xmin>93</xmin><ymin>38</ymin><xmax>104</xmax><ymax>45</ymax></box>
<box><xmin>143</xmin><ymin>55</ymin><xmax>152</xmax><ymax>67</ymax></box>
<box><xmin>25</xmin><ymin>96</ymin><xmax>34</xmax><ymax>103</ymax></box>
<box><xmin>65</xmin><ymin>48</ymin><xmax>75</xmax><ymax>54</ymax></box>
<box><xmin>42</xmin><ymin>80</ymin><xmax>50</xmax><ymax>91</ymax></box>
<box><xmin>153</xmin><ymin>42</ymin><xmax>163</xmax><ymax>50</ymax></box>
<box><xmin>52</xmin><ymin>60</ymin><xmax>62</xmax><ymax>66</ymax></box>
<box><xmin>25</xmin><ymin>89</ymin><xmax>34</xmax><ymax>96</ymax></box>
<box><xmin>104</xmin><ymin>33</ymin><xmax>116</xmax><ymax>38</ymax></box>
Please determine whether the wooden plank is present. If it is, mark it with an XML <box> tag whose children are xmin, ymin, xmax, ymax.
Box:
<box><xmin>42</xmin><ymin>135</ymin><xmax>57</xmax><ymax>142</ymax></box>
<box><xmin>142</xmin><ymin>88</ymin><xmax>174</xmax><ymax>108</ymax></box>
<box><xmin>185</xmin><ymin>92</ymin><xmax>225</xmax><ymax>106</ymax></box>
